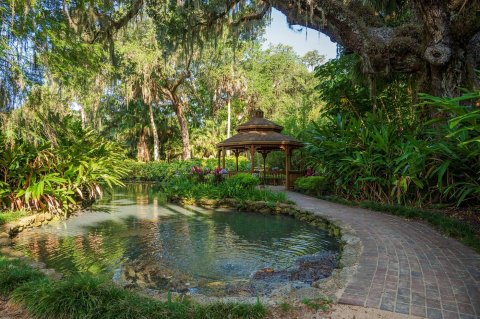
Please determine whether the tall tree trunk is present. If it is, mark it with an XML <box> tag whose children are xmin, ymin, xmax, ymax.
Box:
<box><xmin>148</xmin><ymin>103</ymin><xmax>160</xmax><ymax>161</ymax></box>
<box><xmin>417</xmin><ymin>1</ymin><xmax>457</xmax><ymax>97</ymax></box>
<box><xmin>137</xmin><ymin>127</ymin><xmax>150</xmax><ymax>162</ymax></box>
<box><xmin>162</xmin><ymin>87</ymin><xmax>191</xmax><ymax>160</ymax></box>
<box><xmin>227</xmin><ymin>97</ymin><xmax>231</xmax><ymax>139</ymax></box>
<box><xmin>226</xmin><ymin>96</ymin><xmax>231</xmax><ymax>156</ymax></box>
<box><xmin>79</xmin><ymin>104</ymin><xmax>86</xmax><ymax>129</ymax></box>
<box><xmin>173</xmin><ymin>102</ymin><xmax>191</xmax><ymax>160</ymax></box>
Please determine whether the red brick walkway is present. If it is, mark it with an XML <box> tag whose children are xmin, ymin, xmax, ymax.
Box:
<box><xmin>286</xmin><ymin>191</ymin><xmax>480</xmax><ymax>319</ymax></box>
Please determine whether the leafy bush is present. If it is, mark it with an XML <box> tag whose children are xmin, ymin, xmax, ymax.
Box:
<box><xmin>294</xmin><ymin>176</ymin><xmax>328</xmax><ymax>196</ymax></box>
<box><xmin>227</xmin><ymin>173</ymin><xmax>261</xmax><ymax>189</ymax></box>
<box><xmin>306</xmin><ymin>91</ymin><xmax>480</xmax><ymax>206</ymax></box>
<box><xmin>125</xmin><ymin>157</ymin><xmax>250</xmax><ymax>182</ymax></box>
<box><xmin>162</xmin><ymin>176</ymin><xmax>287</xmax><ymax>204</ymax></box>
<box><xmin>0</xmin><ymin>119</ymin><xmax>129</xmax><ymax>216</ymax></box>
<box><xmin>419</xmin><ymin>92</ymin><xmax>480</xmax><ymax>205</ymax></box>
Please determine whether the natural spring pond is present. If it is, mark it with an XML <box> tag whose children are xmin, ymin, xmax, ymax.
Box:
<box><xmin>12</xmin><ymin>184</ymin><xmax>341</xmax><ymax>297</ymax></box>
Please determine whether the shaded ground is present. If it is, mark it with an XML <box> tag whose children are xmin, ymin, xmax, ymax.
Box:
<box><xmin>0</xmin><ymin>298</ymin><xmax>424</xmax><ymax>319</ymax></box>
<box><xmin>438</xmin><ymin>206</ymin><xmax>480</xmax><ymax>236</ymax></box>
<box><xmin>0</xmin><ymin>300</ymin><xmax>29</xmax><ymax>319</ymax></box>
<box><xmin>268</xmin><ymin>304</ymin><xmax>424</xmax><ymax>319</ymax></box>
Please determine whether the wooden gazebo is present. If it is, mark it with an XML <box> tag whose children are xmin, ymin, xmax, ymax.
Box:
<box><xmin>216</xmin><ymin>109</ymin><xmax>304</xmax><ymax>189</ymax></box>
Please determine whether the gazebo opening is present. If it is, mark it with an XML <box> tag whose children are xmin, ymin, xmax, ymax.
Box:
<box><xmin>217</xmin><ymin>109</ymin><xmax>304</xmax><ymax>189</ymax></box>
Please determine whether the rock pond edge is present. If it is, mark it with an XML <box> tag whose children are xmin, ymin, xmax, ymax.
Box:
<box><xmin>167</xmin><ymin>197</ymin><xmax>362</xmax><ymax>304</ymax></box>
<box><xmin>0</xmin><ymin>197</ymin><xmax>362</xmax><ymax>305</ymax></box>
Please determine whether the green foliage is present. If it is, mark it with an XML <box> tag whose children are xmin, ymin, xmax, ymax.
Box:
<box><xmin>0</xmin><ymin>257</ymin><xmax>45</xmax><ymax>295</ymax></box>
<box><xmin>164</xmin><ymin>176</ymin><xmax>287</xmax><ymax>204</ymax></box>
<box><xmin>315</xmin><ymin>55</ymin><xmax>370</xmax><ymax>115</ymax></box>
<box><xmin>0</xmin><ymin>209</ymin><xmax>30</xmax><ymax>225</ymax></box>
<box><xmin>226</xmin><ymin>173</ymin><xmax>261</xmax><ymax>189</ymax></box>
<box><xmin>279</xmin><ymin>302</ymin><xmax>292</xmax><ymax>312</ymax></box>
<box><xmin>127</xmin><ymin>159</ymin><xmax>286</xmax><ymax>203</ymax></box>
<box><xmin>314</xmin><ymin>54</ymin><xmax>416</xmax><ymax>126</ymax></box>
<box><xmin>306</xmin><ymin>90</ymin><xmax>480</xmax><ymax>206</ymax></box>
<box><xmin>221</xmin><ymin>174</ymin><xmax>261</xmax><ymax>199</ymax></box>
<box><xmin>0</xmin><ymin>111</ymin><xmax>129</xmax><ymax>215</ymax></box>
<box><xmin>0</xmin><ymin>258</ymin><xmax>266</xmax><ymax>319</ymax></box>
<box><xmin>294</xmin><ymin>176</ymin><xmax>328</xmax><ymax>196</ymax></box>
<box><xmin>419</xmin><ymin>92</ymin><xmax>480</xmax><ymax>205</ymax></box>
<box><xmin>125</xmin><ymin>158</ymin><xmax>250</xmax><ymax>182</ymax></box>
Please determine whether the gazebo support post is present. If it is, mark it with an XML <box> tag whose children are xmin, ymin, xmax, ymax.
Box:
<box><xmin>285</xmin><ymin>146</ymin><xmax>291</xmax><ymax>190</ymax></box>
<box><xmin>234</xmin><ymin>150</ymin><xmax>240</xmax><ymax>172</ymax></box>
<box><xmin>259</xmin><ymin>150</ymin><xmax>269</xmax><ymax>185</ymax></box>
<box><xmin>222</xmin><ymin>147</ymin><xmax>226</xmax><ymax>169</ymax></box>
<box><xmin>250</xmin><ymin>145</ymin><xmax>255</xmax><ymax>174</ymax></box>
<box><xmin>217</xmin><ymin>149</ymin><xmax>221</xmax><ymax>168</ymax></box>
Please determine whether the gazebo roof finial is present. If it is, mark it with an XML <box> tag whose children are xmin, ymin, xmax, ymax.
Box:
<box><xmin>251</xmin><ymin>109</ymin><xmax>264</xmax><ymax>119</ymax></box>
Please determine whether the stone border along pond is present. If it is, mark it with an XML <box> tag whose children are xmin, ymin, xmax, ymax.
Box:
<box><xmin>0</xmin><ymin>198</ymin><xmax>362</xmax><ymax>306</ymax></box>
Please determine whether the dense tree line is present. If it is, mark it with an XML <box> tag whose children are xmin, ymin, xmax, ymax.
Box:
<box><xmin>1</xmin><ymin>0</ymin><xmax>479</xmax><ymax>210</ymax></box>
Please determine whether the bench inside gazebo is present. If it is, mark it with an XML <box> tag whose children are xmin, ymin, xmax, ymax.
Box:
<box><xmin>216</xmin><ymin>110</ymin><xmax>304</xmax><ymax>189</ymax></box>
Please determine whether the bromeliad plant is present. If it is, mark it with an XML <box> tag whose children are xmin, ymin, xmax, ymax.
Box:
<box><xmin>0</xmin><ymin>125</ymin><xmax>129</xmax><ymax>216</ymax></box>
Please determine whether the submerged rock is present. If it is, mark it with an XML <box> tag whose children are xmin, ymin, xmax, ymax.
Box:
<box><xmin>253</xmin><ymin>252</ymin><xmax>337</xmax><ymax>285</ymax></box>
<box><xmin>119</xmin><ymin>259</ymin><xmax>193</xmax><ymax>293</ymax></box>
<box><xmin>290</xmin><ymin>252</ymin><xmax>337</xmax><ymax>283</ymax></box>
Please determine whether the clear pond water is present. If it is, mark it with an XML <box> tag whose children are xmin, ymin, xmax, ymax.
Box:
<box><xmin>12</xmin><ymin>184</ymin><xmax>340</xmax><ymax>294</ymax></box>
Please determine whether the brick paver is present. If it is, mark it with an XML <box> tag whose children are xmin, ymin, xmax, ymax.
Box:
<box><xmin>286</xmin><ymin>191</ymin><xmax>480</xmax><ymax>319</ymax></box>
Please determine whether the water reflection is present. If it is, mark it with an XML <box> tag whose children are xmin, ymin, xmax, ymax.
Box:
<box><xmin>13</xmin><ymin>184</ymin><xmax>340</xmax><ymax>289</ymax></box>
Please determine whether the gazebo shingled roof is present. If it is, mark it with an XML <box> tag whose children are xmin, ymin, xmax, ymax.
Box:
<box><xmin>217</xmin><ymin>110</ymin><xmax>303</xmax><ymax>149</ymax></box>
<box><xmin>216</xmin><ymin>109</ymin><xmax>304</xmax><ymax>189</ymax></box>
<box><xmin>217</xmin><ymin>130</ymin><xmax>303</xmax><ymax>148</ymax></box>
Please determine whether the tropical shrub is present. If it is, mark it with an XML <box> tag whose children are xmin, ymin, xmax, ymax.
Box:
<box><xmin>0</xmin><ymin>117</ymin><xmax>128</xmax><ymax>215</ymax></box>
<box><xmin>305</xmin><ymin>91</ymin><xmax>480</xmax><ymax>206</ymax></box>
<box><xmin>419</xmin><ymin>93</ymin><xmax>480</xmax><ymax>205</ymax></box>
<box><xmin>124</xmin><ymin>157</ymin><xmax>250</xmax><ymax>182</ymax></box>
<box><xmin>227</xmin><ymin>173</ymin><xmax>261</xmax><ymax>189</ymax></box>
<box><xmin>0</xmin><ymin>257</ymin><xmax>44</xmax><ymax>295</ymax></box>
<box><xmin>221</xmin><ymin>173</ymin><xmax>260</xmax><ymax>198</ymax></box>
<box><xmin>161</xmin><ymin>175</ymin><xmax>286</xmax><ymax>204</ymax></box>
<box><xmin>294</xmin><ymin>176</ymin><xmax>328</xmax><ymax>196</ymax></box>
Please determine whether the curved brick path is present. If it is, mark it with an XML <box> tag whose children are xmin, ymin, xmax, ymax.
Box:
<box><xmin>286</xmin><ymin>191</ymin><xmax>480</xmax><ymax>319</ymax></box>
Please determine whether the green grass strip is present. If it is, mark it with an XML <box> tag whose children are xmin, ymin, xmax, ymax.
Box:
<box><xmin>0</xmin><ymin>257</ymin><xmax>266</xmax><ymax>319</ymax></box>
<box><xmin>0</xmin><ymin>210</ymin><xmax>30</xmax><ymax>225</ymax></box>
<box><xmin>0</xmin><ymin>257</ymin><xmax>45</xmax><ymax>295</ymax></box>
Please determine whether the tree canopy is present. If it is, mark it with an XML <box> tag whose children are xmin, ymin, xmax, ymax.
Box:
<box><xmin>3</xmin><ymin>0</ymin><xmax>479</xmax><ymax>110</ymax></box>
<box><xmin>1</xmin><ymin>0</ymin><xmax>480</xmax><ymax>210</ymax></box>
